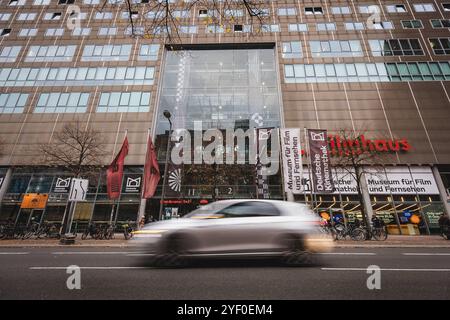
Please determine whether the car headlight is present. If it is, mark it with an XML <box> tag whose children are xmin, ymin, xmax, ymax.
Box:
<box><xmin>132</xmin><ymin>229</ymin><xmax>169</xmax><ymax>235</ymax></box>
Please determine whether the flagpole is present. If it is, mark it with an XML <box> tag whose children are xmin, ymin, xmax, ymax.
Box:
<box><xmin>137</xmin><ymin>128</ymin><xmax>151</xmax><ymax>226</ymax></box>
<box><xmin>110</xmin><ymin>129</ymin><xmax>128</xmax><ymax>225</ymax></box>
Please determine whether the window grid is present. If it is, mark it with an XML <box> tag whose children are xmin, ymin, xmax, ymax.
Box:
<box><xmin>369</xmin><ymin>39</ymin><xmax>424</xmax><ymax>56</ymax></box>
<box><xmin>284</xmin><ymin>61</ymin><xmax>450</xmax><ymax>83</ymax></box>
<box><xmin>0</xmin><ymin>93</ymin><xmax>28</xmax><ymax>114</ymax></box>
<box><xmin>81</xmin><ymin>44</ymin><xmax>132</xmax><ymax>61</ymax></box>
<box><xmin>310</xmin><ymin>40</ymin><xmax>363</xmax><ymax>58</ymax></box>
<box><xmin>25</xmin><ymin>45</ymin><xmax>76</xmax><ymax>62</ymax></box>
<box><xmin>0</xmin><ymin>46</ymin><xmax>21</xmax><ymax>63</ymax></box>
<box><xmin>34</xmin><ymin>92</ymin><xmax>90</xmax><ymax>113</ymax></box>
<box><xmin>97</xmin><ymin>92</ymin><xmax>151</xmax><ymax>113</ymax></box>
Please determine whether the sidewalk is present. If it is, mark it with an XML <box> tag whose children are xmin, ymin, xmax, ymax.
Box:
<box><xmin>335</xmin><ymin>235</ymin><xmax>450</xmax><ymax>248</ymax></box>
<box><xmin>0</xmin><ymin>235</ymin><xmax>449</xmax><ymax>248</ymax></box>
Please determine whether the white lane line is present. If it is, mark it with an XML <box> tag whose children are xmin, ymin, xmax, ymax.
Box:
<box><xmin>52</xmin><ymin>252</ymin><xmax>138</xmax><ymax>255</ymax></box>
<box><xmin>319</xmin><ymin>252</ymin><xmax>376</xmax><ymax>256</ymax></box>
<box><xmin>0</xmin><ymin>252</ymin><xmax>29</xmax><ymax>255</ymax></box>
<box><xmin>402</xmin><ymin>253</ymin><xmax>450</xmax><ymax>256</ymax></box>
<box><xmin>30</xmin><ymin>266</ymin><xmax>151</xmax><ymax>270</ymax></box>
<box><xmin>322</xmin><ymin>267</ymin><xmax>450</xmax><ymax>272</ymax></box>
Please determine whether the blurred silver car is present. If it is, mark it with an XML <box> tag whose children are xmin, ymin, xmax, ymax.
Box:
<box><xmin>132</xmin><ymin>199</ymin><xmax>334</xmax><ymax>267</ymax></box>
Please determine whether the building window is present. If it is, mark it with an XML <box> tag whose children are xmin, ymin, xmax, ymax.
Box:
<box><xmin>310</xmin><ymin>40</ymin><xmax>363</xmax><ymax>58</ymax></box>
<box><xmin>0</xmin><ymin>93</ymin><xmax>28</xmax><ymax>114</ymax></box>
<box><xmin>17</xmin><ymin>13</ymin><xmax>37</xmax><ymax>21</ymax></box>
<box><xmin>0</xmin><ymin>29</ymin><xmax>11</xmax><ymax>36</ymax></box>
<box><xmin>331</xmin><ymin>6</ymin><xmax>351</xmax><ymax>14</ymax></box>
<box><xmin>429</xmin><ymin>38</ymin><xmax>450</xmax><ymax>55</ymax></box>
<box><xmin>443</xmin><ymin>3</ymin><xmax>450</xmax><ymax>11</ymax></box>
<box><xmin>19</xmin><ymin>28</ymin><xmax>38</xmax><ymax>37</ymax></box>
<box><xmin>45</xmin><ymin>28</ymin><xmax>64</xmax><ymax>37</ymax></box>
<box><xmin>173</xmin><ymin>10</ymin><xmax>190</xmax><ymax>18</ymax></box>
<box><xmin>180</xmin><ymin>25</ymin><xmax>197</xmax><ymax>34</ymax></box>
<box><xmin>345</xmin><ymin>22</ymin><xmax>365</xmax><ymax>30</ymax></box>
<box><xmin>8</xmin><ymin>0</ymin><xmax>26</xmax><ymax>6</ymax></box>
<box><xmin>413</xmin><ymin>3</ymin><xmax>435</xmax><ymax>12</ymax></box>
<box><xmin>44</xmin><ymin>12</ymin><xmax>62</xmax><ymax>20</ymax></box>
<box><xmin>97</xmin><ymin>92</ymin><xmax>151</xmax><ymax>113</ymax></box>
<box><xmin>316</xmin><ymin>23</ymin><xmax>336</xmax><ymax>31</ymax></box>
<box><xmin>95</xmin><ymin>12</ymin><xmax>113</xmax><ymax>19</ymax></box>
<box><xmin>261</xmin><ymin>24</ymin><xmax>279</xmax><ymax>32</ymax></box>
<box><xmin>233</xmin><ymin>24</ymin><xmax>243</xmax><ymax>32</ymax></box>
<box><xmin>206</xmin><ymin>25</ymin><xmax>224</xmax><ymax>33</ymax></box>
<box><xmin>288</xmin><ymin>23</ymin><xmax>308</xmax><ymax>32</ymax></box>
<box><xmin>430</xmin><ymin>19</ymin><xmax>450</xmax><ymax>28</ymax></box>
<box><xmin>372</xmin><ymin>21</ymin><xmax>394</xmax><ymax>30</ymax></box>
<box><xmin>198</xmin><ymin>9</ymin><xmax>218</xmax><ymax>18</ymax></box>
<box><xmin>369</xmin><ymin>39</ymin><xmax>424</xmax><ymax>56</ymax></box>
<box><xmin>124</xmin><ymin>26</ymin><xmax>144</xmax><ymax>35</ymax></box>
<box><xmin>138</xmin><ymin>44</ymin><xmax>159</xmax><ymax>61</ymax></box>
<box><xmin>282</xmin><ymin>41</ymin><xmax>302</xmax><ymax>59</ymax></box>
<box><xmin>84</xmin><ymin>0</ymin><xmax>100</xmax><ymax>4</ymax></box>
<box><xmin>305</xmin><ymin>7</ymin><xmax>323</xmax><ymax>15</ymax></box>
<box><xmin>0</xmin><ymin>46</ymin><xmax>21</xmax><ymax>63</ymax></box>
<box><xmin>72</xmin><ymin>27</ymin><xmax>91</xmax><ymax>36</ymax></box>
<box><xmin>58</xmin><ymin>0</ymin><xmax>75</xmax><ymax>3</ymax></box>
<box><xmin>34</xmin><ymin>92</ymin><xmax>90</xmax><ymax>113</ymax></box>
<box><xmin>225</xmin><ymin>9</ymin><xmax>244</xmax><ymax>17</ymax></box>
<box><xmin>386</xmin><ymin>5</ymin><xmax>407</xmax><ymax>13</ymax></box>
<box><xmin>122</xmin><ymin>11</ymin><xmax>139</xmax><ymax>19</ymax></box>
<box><xmin>98</xmin><ymin>27</ymin><xmax>117</xmax><ymax>36</ymax></box>
<box><xmin>277</xmin><ymin>8</ymin><xmax>296</xmax><ymax>16</ymax></box>
<box><xmin>33</xmin><ymin>0</ymin><xmax>50</xmax><ymax>4</ymax></box>
<box><xmin>25</xmin><ymin>45</ymin><xmax>77</xmax><ymax>62</ymax></box>
<box><xmin>81</xmin><ymin>44</ymin><xmax>132</xmax><ymax>62</ymax></box>
<box><xmin>0</xmin><ymin>13</ymin><xmax>11</xmax><ymax>21</ymax></box>
<box><xmin>146</xmin><ymin>11</ymin><xmax>166</xmax><ymax>19</ymax></box>
<box><xmin>402</xmin><ymin>20</ymin><xmax>423</xmax><ymax>29</ymax></box>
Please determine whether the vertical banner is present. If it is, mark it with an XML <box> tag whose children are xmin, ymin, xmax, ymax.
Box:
<box><xmin>280</xmin><ymin>128</ymin><xmax>303</xmax><ymax>194</ymax></box>
<box><xmin>307</xmin><ymin>129</ymin><xmax>334</xmax><ymax>193</ymax></box>
<box><xmin>255</xmin><ymin>128</ymin><xmax>272</xmax><ymax>199</ymax></box>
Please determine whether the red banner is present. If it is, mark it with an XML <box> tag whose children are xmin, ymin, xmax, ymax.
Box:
<box><xmin>142</xmin><ymin>136</ymin><xmax>160</xmax><ymax>199</ymax></box>
<box><xmin>107</xmin><ymin>137</ymin><xmax>129</xmax><ymax>199</ymax></box>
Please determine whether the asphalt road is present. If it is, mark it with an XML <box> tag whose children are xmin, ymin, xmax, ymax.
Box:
<box><xmin>0</xmin><ymin>246</ymin><xmax>449</xmax><ymax>300</ymax></box>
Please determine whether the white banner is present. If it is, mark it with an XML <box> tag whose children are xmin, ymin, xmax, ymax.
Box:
<box><xmin>280</xmin><ymin>128</ymin><xmax>303</xmax><ymax>194</ymax></box>
<box><xmin>301</xmin><ymin>166</ymin><xmax>439</xmax><ymax>195</ymax></box>
<box><xmin>68</xmin><ymin>178</ymin><xmax>89</xmax><ymax>201</ymax></box>
<box><xmin>366</xmin><ymin>167</ymin><xmax>439</xmax><ymax>195</ymax></box>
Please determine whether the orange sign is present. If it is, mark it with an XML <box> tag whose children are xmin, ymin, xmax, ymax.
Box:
<box><xmin>21</xmin><ymin>193</ymin><xmax>49</xmax><ymax>209</ymax></box>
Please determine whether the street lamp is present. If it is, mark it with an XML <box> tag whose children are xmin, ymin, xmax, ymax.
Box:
<box><xmin>158</xmin><ymin>110</ymin><xmax>172</xmax><ymax>221</ymax></box>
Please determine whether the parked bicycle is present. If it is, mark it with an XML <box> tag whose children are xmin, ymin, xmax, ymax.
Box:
<box><xmin>333</xmin><ymin>222</ymin><xmax>366</xmax><ymax>241</ymax></box>
<box><xmin>363</xmin><ymin>216</ymin><xmax>388</xmax><ymax>241</ymax></box>
<box><xmin>81</xmin><ymin>222</ymin><xmax>101</xmax><ymax>240</ymax></box>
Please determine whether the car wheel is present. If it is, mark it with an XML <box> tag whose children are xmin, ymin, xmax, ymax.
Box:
<box><xmin>153</xmin><ymin>234</ymin><xmax>189</xmax><ymax>268</ymax></box>
<box><xmin>281</xmin><ymin>235</ymin><xmax>316</xmax><ymax>267</ymax></box>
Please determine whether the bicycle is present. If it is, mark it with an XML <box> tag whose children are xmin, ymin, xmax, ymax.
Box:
<box><xmin>21</xmin><ymin>221</ymin><xmax>40</xmax><ymax>240</ymax></box>
<box><xmin>333</xmin><ymin>223</ymin><xmax>366</xmax><ymax>241</ymax></box>
<box><xmin>81</xmin><ymin>222</ymin><xmax>101</xmax><ymax>240</ymax></box>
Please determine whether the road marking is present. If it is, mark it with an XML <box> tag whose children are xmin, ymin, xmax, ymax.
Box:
<box><xmin>319</xmin><ymin>252</ymin><xmax>376</xmax><ymax>256</ymax></box>
<box><xmin>30</xmin><ymin>266</ymin><xmax>151</xmax><ymax>270</ymax></box>
<box><xmin>0</xmin><ymin>252</ymin><xmax>29</xmax><ymax>255</ymax></box>
<box><xmin>322</xmin><ymin>267</ymin><xmax>450</xmax><ymax>272</ymax></box>
<box><xmin>402</xmin><ymin>253</ymin><xmax>450</xmax><ymax>256</ymax></box>
<box><xmin>52</xmin><ymin>252</ymin><xmax>138</xmax><ymax>255</ymax></box>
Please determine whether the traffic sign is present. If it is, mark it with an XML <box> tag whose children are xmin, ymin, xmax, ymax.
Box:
<box><xmin>68</xmin><ymin>178</ymin><xmax>88</xmax><ymax>202</ymax></box>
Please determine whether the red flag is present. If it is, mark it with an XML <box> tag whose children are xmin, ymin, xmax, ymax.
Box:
<box><xmin>142</xmin><ymin>136</ymin><xmax>160</xmax><ymax>199</ymax></box>
<box><xmin>107</xmin><ymin>137</ymin><xmax>129</xmax><ymax>199</ymax></box>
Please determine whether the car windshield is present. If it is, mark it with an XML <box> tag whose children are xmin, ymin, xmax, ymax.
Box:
<box><xmin>184</xmin><ymin>202</ymin><xmax>234</xmax><ymax>219</ymax></box>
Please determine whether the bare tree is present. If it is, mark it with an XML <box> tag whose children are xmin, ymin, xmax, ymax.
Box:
<box><xmin>98</xmin><ymin>0</ymin><xmax>271</xmax><ymax>44</ymax></box>
<box><xmin>39</xmin><ymin>122</ymin><xmax>106</xmax><ymax>178</ymax></box>
<box><xmin>329</xmin><ymin>128</ymin><xmax>398</xmax><ymax>228</ymax></box>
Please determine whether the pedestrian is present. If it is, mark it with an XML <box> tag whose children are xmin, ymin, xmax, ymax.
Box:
<box><xmin>139</xmin><ymin>216</ymin><xmax>146</xmax><ymax>229</ymax></box>
<box><xmin>438</xmin><ymin>213</ymin><xmax>450</xmax><ymax>240</ymax></box>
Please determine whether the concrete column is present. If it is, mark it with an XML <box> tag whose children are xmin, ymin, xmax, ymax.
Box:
<box><xmin>359</xmin><ymin>171</ymin><xmax>374</xmax><ymax>224</ymax></box>
<box><xmin>432</xmin><ymin>165</ymin><xmax>450</xmax><ymax>218</ymax></box>
<box><xmin>0</xmin><ymin>167</ymin><xmax>13</xmax><ymax>204</ymax></box>
<box><xmin>137</xmin><ymin>198</ymin><xmax>146</xmax><ymax>226</ymax></box>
